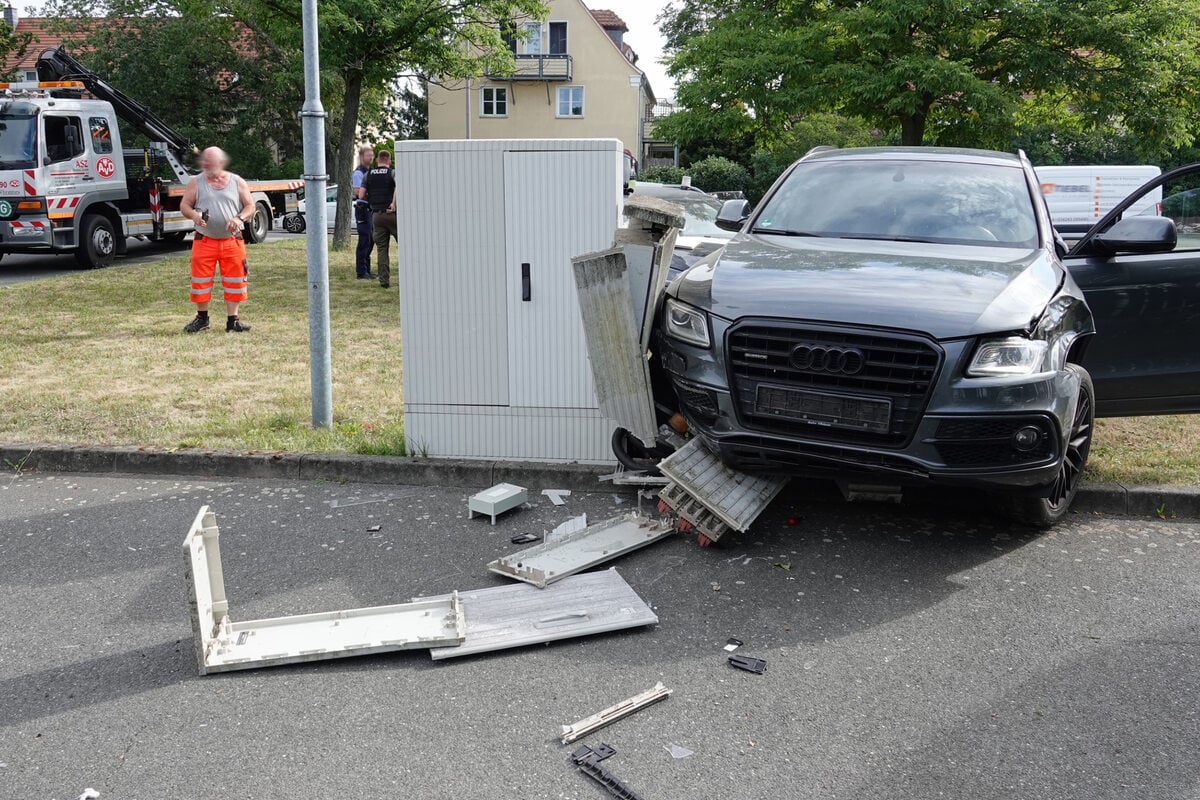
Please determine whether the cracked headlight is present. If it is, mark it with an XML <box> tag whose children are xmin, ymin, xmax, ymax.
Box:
<box><xmin>967</xmin><ymin>336</ymin><xmax>1049</xmax><ymax>377</ymax></box>
<box><xmin>664</xmin><ymin>298</ymin><xmax>711</xmax><ymax>348</ymax></box>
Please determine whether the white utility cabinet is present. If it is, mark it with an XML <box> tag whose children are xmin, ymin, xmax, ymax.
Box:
<box><xmin>394</xmin><ymin>139</ymin><xmax>623</xmax><ymax>462</ymax></box>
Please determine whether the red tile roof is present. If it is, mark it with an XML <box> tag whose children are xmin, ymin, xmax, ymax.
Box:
<box><xmin>589</xmin><ymin>9</ymin><xmax>628</xmax><ymax>31</ymax></box>
<box><xmin>6</xmin><ymin>18</ymin><xmax>101</xmax><ymax>72</ymax></box>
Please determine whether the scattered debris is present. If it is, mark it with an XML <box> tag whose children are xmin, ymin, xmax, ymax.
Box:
<box><xmin>560</xmin><ymin>681</ymin><xmax>673</xmax><ymax>744</ymax></box>
<box><xmin>599</xmin><ymin>465</ymin><xmax>671</xmax><ymax>487</ymax></box>
<box><xmin>467</xmin><ymin>483</ymin><xmax>528</xmax><ymax>525</ymax></box>
<box><xmin>723</xmin><ymin>638</ymin><xmax>743</xmax><ymax>652</ymax></box>
<box><xmin>773</xmin><ymin>562</ymin><xmax>792</xmax><ymax>571</ymax></box>
<box><xmin>423</xmin><ymin>569</ymin><xmax>657</xmax><ymax>661</ymax></box>
<box><xmin>658</xmin><ymin>438</ymin><xmax>789</xmax><ymax>542</ymax></box>
<box><xmin>366</xmin><ymin>524</ymin><xmax>382</xmax><ymax>532</ymax></box>
<box><xmin>183</xmin><ymin>507</ymin><xmax>465</xmax><ymax>675</ymax></box>
<box><xmin>549</xmin><ymin>514</ymin><xmax>588</xmax><ymax>542</ymax></box>
<box><xmin>489</xmin><ymin>513</ymin><xmax>675</xmax><ymax>588</ymax></box>
<box><xmin>665</xmin><ymin>744</ymin><xmax>694</xmax><ymax>759</ymax></box>
<box><xmin>659</xmin><ymin>482</ymin><xmax>732</xmax><ymax>544</ymax></box>
<box><xmin>510</xmin><ymin>533</ymin><xmax>541</xmax><ymax>545</ymax></box>
<box><xmin>571</xmin><ymin>743</ymin><xmax>646</xmax><ymax>800</ymax></box>
<box><xmin>79</xmin><ymin>789</ymin><xmax>99</xmax><ymax>800</ymax></box>
<box><xmin>728</xmin><ymin>655</ymin><xmax>768</xmax><ymax>675</ymax></box>
<box><xmin>541</xmin><ymin>488</ymin><xmax>571</xmax><ymax>506</ymax></box>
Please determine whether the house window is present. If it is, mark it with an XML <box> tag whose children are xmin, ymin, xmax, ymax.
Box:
<box><xmin>23</xmin><ymin>70</ymin><xmax>36</xmax><ymax>82</ymax></box>
<box><xmin>523</xmin><ymin>22</ymin><xmax>542</xmax><ymax>54</ymax></box>
<box><xmin>548</xmin><ymin>22</ymin><xmax>567</xmax><ymax>54</ymax></box>
<box><xmin>481</xmin><ymin>87</ymin><xmax>507</xmax><ymax>117</ymax></box>
<box><xmin>556</xmin><ymin>86</ymin><xmax>584</xmax><ymax>118</ymax></box>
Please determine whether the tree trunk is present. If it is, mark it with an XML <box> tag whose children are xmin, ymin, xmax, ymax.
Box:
<box><xmin>331</xmin><ymin>68</ymin><xmax>364</xmax><ymax>251</ymax></box>
<box><xmin>900</xmin><ymin>112</ymin><xmax>926</xmax><ymax>146</ymax></box>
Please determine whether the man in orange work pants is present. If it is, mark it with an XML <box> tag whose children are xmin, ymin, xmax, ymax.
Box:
<box><xmin>179</xmin><ymin>146</ymin><xmax>255</xmax><ymax>333</ymax></box>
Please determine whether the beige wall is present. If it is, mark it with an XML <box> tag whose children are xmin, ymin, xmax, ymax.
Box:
<box><xmin>427</xmin><ymin>0</ymin><xmax>647</xmax><ymax>157</ymax></box>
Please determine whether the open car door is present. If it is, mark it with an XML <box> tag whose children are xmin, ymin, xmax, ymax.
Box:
<box><xmin>1065</xmin><ymin>163</ymin><xmax>1200</xmax><ymax>417</ymax></box>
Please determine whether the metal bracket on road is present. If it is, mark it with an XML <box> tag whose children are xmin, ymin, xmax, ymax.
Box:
<box><xmin>183</xmin><ymin>506</ymin><xmax>465</xmax><ymax>675</ymax></box>
<box><xmin>560</xmin><ymin>681</ymin><xmax>673</xmax><ymax>744</ymax></box>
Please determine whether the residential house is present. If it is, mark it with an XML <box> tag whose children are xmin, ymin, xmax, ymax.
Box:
<box><xmin>426</xmin><ymin>1</ymin><xmax>655</xmax><ymax>167</ymax></box>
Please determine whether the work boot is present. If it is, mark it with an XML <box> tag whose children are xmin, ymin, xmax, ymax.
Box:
<box><xmin>183</xmin><ymin>315</ymin><xmax>211</xmax><ymax>334</ymax></box>
<box><xmin>226</xmin><ymin>316</ymin><xmax>252</xmax><ymax>333</ymax></box>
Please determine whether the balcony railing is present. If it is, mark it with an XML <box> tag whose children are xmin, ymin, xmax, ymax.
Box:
<box><xmin>486</xmin><ymin>53</ymin><xmax>573</xmax><ymax>81</ymax></box>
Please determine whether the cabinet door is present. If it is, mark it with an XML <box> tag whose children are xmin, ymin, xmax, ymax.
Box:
<box><xmin>504</xmin><ymin>150</ymin><xmax>619</xmax><ymax>408</ymax></box>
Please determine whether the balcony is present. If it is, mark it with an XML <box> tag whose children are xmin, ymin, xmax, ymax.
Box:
<box><xmin>486</xmin><ymin>53</ymin><xmax>573</xmax><ymax>81</ymax></box>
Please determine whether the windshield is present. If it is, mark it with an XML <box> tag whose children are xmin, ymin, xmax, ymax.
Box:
<box><xmin>0</xmin><ymin>103</ymin><xmax>39</xmax><ymax>170</ymax></box>
<box><xmin>754</xmin><ymin>158</ymin><xmax>1040</xmax><ymax>248</ymax></box>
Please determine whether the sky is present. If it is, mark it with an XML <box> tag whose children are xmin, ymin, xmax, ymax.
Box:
<box><xmin>596</xmin><ymin>0</ymin><xmax>676</xmax><ymax>101</ymax></box>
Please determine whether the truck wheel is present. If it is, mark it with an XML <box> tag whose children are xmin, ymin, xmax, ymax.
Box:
<box><xmin>77</xmin><ymin>214</ymin><xmax>117</xmax><ymax>269</ymax></box>
<box><xmin>996</xmin><ymin>364</ymin><xmax>1094</xmax><ymax>528</ymax></box>
<box><xmin>244</xmin><ymin>202</ymin><xmax>270</xmax><ymax>244</ymax></box>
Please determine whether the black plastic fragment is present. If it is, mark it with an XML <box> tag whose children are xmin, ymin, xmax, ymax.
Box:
<box><xmin>510</xmin><ymin>533</ymin><xmax>541</xmax><ymax>544</ymax></box>
<box><xmin>728</xmin><ymin>654</ymin><xmax>767</xmax><ymax>674</ymax></box>
<box><xmin>570</xmin><ymin>743</ymin><xmax>644</xmax><ymax>800</ymax></box>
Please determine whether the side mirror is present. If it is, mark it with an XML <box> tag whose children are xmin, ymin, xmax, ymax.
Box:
<box><xmin>1091</xmin><ymin>216</ymin><xmax>1177</xmax><ymax>256</ymax></box>
<box><xmin>716</xmin><ymin>198</ymin><xmax>750</xmax><ymax>231</ymax></box>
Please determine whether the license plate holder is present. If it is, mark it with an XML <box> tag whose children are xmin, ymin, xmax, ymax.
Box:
<box><xmin>754</xmin><ymin>385</ymin><xmax>892</xmax><ymax>434</ymax></box>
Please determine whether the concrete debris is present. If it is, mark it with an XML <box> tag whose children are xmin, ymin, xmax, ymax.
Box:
<box><xmin>79</xmin><ymin>790</ymin><xmax>99</xmax><ymax>800</ymax></box>
<box><xmin>489</xmin><ymin>513</ymin><xmax>675</xmax><ymax>588</ymax></box>
<box><xmin>541</xmin><ymin>488</ymin><xmax>571</xmax><ymax>506</ymax></box>
<box><xmin>468</xmin><ymin>483</ymin><xmax>528</xmax><ymax>525</ymax></box>
<box><xmin>560</xmin><ymin>681</ymin><xmax>673</xmax><ymax>744</ymax></box>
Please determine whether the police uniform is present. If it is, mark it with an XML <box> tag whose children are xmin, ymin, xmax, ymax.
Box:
<box><xmin>351</xmin><ymin>163</ymin><xmax>375</xmax><ymax>278</ymax></box>
<box><xmin>363</xmin><ymin>164</ymin><xmax>397</xmax><ymax>288</ymax></box>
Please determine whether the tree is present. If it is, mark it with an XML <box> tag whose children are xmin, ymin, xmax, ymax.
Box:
<box><xmin>40</xmin><ymin>1</ymin><xmax>304</xmax><ymax>175</ymax></box>
<box><xmin>235</xmin><ymin>0</ymin><xmax>547</xmax><ymax>249</ymax></box>
<box><xmin>660</xmin><ymin>0</ymin><xmax>1200</xmax><ymax>151</ymax></box>
<box><xmin>0</xmin><ymin>20</ymin><xmax>33</xmax><ymax>82</ymax></box>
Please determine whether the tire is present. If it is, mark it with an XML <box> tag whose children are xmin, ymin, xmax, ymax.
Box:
<box><xmin>162</xmin><ymin>231</ymin><xmax>188</xmax><ymax>245</ymax></box>
<box><xmin>281</xmin><ymin>212</ymin><xmax>306</xmax><ymax>234</ymax></box>
<box><xmin>77</xmin><ymin>214</ymin><xmax>117</xmax><ymax>269</ymax></box>
<box><xmin>243</xmin><ymin>201</ymin><xmax>270</xmax><ymax>244</ymax></box>
<box><xmin>996</xmin><ymin>364</ymin><xmax>1094</xmax><ymax>528</ymax></box>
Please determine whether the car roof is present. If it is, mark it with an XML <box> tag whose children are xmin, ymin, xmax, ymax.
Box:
<box><xmin>802</xmin><ymin>146</ymin><xmax>1024</xmax><ymax>167</ymax></box>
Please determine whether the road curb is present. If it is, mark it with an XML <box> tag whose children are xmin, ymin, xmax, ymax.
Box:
<box><xmin>3</xmin><ymin>442</ymin><xmax>1196</xmax><ymax>519</ymax></box>
<box><xmin>0</xmin><ymin>443</ymin><xmax>614</xmax><ymax>495</ymax></box>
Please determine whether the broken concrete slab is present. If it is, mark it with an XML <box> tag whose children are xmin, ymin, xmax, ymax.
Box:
<box><xmin>657</xmin><ymin>438</ymin><xmax>789</xmax><ymax>534</ymax></box>
<box><xmin>488</xmin><ymin>513</ymin><xmax>675</xmax><ymax>588</ymax></box>
<box><xmin>183</xmin><ymin>507</ymin><xmax>464</xmax><ymax>675</ymax></box>
<box><xmin>622</xmin><ymin>194</ymin><xmax>687</xmax><ymax>230</ymax></box>
<box><xmin>421</xmin><ymin>568</ymin><xmax>658</xmax><ymax>661</ymax></box>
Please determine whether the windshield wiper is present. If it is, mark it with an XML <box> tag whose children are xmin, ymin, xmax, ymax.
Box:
<box><xmin>835</xmin><ymin>233</ymin><xmax>940</xmax><ymax>244</ymax></box>
<box><xmin>750</xmin><ymin>227</ymin><xmax>820</xmax><ymax>237</ymax></box>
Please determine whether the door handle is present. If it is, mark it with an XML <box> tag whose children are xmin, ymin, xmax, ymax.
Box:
<box><xmin>521</xmin><ymin>262</ymin><xmax>531</xmax><ymax>301</ymax></box>
<box><xmin>81</xmin><ymin>175</ymin><xmax>95</xmax><ymax>181</ymax></box>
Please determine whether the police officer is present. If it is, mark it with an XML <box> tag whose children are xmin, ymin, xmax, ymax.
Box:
<box><xmin>358</xmin><ymin>150</ymin><xmax>397</xmax><ymax>289</ymax></box>
<box><xmin>350</xmin><ymin>145</ymin><xmax>376</xmax><ymax>280</ymax></box>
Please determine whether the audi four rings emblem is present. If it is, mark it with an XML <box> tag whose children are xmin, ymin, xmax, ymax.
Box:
<box><xmin>790</xmin><ymin>344</ymin><xmax>866</xmax><ymax>375</ymax></box>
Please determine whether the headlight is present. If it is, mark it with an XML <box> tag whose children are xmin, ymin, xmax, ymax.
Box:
<box><xmin>664</xmin><ymin>298</ymin><xmax>711</xmax><ymax>348</ymax></box>
<box><xmin>967</xmin><ymin>336</ymin><xmax>1049</xmax><ymax>377</ymax></box>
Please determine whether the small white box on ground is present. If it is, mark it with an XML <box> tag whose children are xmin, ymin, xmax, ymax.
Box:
<box><xmin>468</xmin><ymin>483</ymin><xmax>528</xmax><ymax>524</ymax></box>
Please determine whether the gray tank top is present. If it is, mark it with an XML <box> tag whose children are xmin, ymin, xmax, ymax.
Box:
<box><xmin>194</xmin><ymin>174</ymin><xmax>245</xmax><ymax>239</ymax></box>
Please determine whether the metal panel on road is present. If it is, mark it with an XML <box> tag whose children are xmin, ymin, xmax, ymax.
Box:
<box><xmin>658</xmin><ymin>438</ymin><xmax>789</xmax><ymax>532</ymax></box>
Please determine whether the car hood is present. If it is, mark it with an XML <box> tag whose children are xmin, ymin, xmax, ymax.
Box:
<box><xmin>670</xmin><ymin>235</ymin><xmax>1063</xmax><ymax>339</ymax></box>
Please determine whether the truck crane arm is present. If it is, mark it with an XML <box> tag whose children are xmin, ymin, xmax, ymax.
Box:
<box><xmin>35</xmin><ymin>47</ymin><xmax>198</xmax><ymax>180</ymax></box>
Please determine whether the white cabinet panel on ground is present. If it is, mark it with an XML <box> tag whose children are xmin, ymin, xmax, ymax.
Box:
<box><xmin>395</xmin><ymin>139</ymin><xmax>623</xmax><ymax>463</ymax></box>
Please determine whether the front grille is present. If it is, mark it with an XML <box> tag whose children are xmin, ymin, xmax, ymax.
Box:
<box><xmin>672</xmin><ymin>379</ymin><xmax>719</xmax><ymax>425</ymax></box>
<box><xmin>928</xmin><ymin>417</ymin><xmax>1057</xmax><ymax>468</ymax></box>
<box><xmin>727</xmin><ymin>322</ymin><xmax>942</xmax><ymax>446</ymax></box>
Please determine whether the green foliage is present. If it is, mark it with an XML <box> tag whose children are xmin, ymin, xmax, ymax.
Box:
<box><xmin>640</xmin><ymin>165</ymin><xmax>685</xmax><ymax>184</ymax></box>
<box><xmin>395</xmin><ymin>84</ymin><xmax>428</xmax><ymax>141</ymax></box>
<box><xmin>0</xmin><ymin>21</ymin><xmax>33</xmax><ymax>82</ymax></box>
<box><xmin>661</xmin><ymin>0</ymin><xmax>1200</xmax><ymax>152</ymax></box>
<box><xmin>686</xmin><ymin>156</ymin><xmax>750</xmax><ymax>194</ymax></box>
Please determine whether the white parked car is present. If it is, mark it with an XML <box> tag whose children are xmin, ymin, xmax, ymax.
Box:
<box><xmin>279</xmin><ymin>185</ymin><xmax>338</xmax><ymax>233</ymax></box>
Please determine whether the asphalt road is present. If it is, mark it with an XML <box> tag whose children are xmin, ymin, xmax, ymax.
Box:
<box><xmin>0</xmin><ymin>231</ymin><xmax>294</xmax><ymax>287</ymax></box>
<box><xmin>1</xmin><ymin>472</ymin><xmax>1197</xmax><ymax>799</ymax></box>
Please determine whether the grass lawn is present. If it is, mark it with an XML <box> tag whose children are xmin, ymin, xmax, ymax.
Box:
<box><xmin>0</xmin><ymin>238</ymin><xmax>1197</xmax><ymax>485</ymax></box>
<box><xmin>0</xmin><ymin>238</ymin><xmax>407</xmax><ymax>455</ymax></box>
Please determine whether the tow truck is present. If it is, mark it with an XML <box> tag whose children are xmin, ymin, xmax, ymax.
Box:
<box><xmin>0</xmin><ymin>47</ymin><xmax>302</xmax><ymax>268</ymax></box>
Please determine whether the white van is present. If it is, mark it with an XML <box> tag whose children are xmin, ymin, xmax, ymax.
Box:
<box><xmin>1034</xmin><ymin>165</ymin><xmax>1161</xmax><ymax>232</ymax></box>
